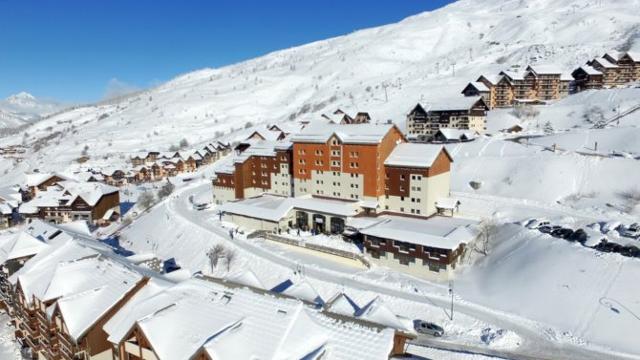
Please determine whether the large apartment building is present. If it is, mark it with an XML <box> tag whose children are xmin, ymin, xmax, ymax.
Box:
<box><xmin>212</xmin><ymin>141</ymin><xmax>293</xmax><ymax>204</ymax></box>
<box><xmin>406</xmin><ymin>97</ymin><xmax>488</xmax><ymax>141</ymax></box>
<box><xmin>573</xmin><ymin>52</ymin><xmax>640</xmax><ymax>91</ymax></box>
<box><xmin>466</xmin><ymin>65</ymin><xmax>571</xmax><ymax>108</ymax></box>
<box><xmin>290</xmin><ymin>123</ymin><xmax>404</xmax><ymax>203</ymax></box>
<box><xmin>214</xmin><ymin>123</ymin><xmax>454</xmax><ymax>220</ymax></box>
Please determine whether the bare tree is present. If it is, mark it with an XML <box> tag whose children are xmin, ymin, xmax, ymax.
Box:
<box><xmin>206</xmin><ymin>244</ymin><xmax>226</xmax><ymax>272</ymax></box>
<box><xmin>476</xmin><ymin>218</ymin><xmax>498</xmax><ymax>255</ymax></box>
<box><xmin>225</xmin><ymin>249</ymin><xmax>237</xmax><ymax>272</ymax></box>
<box><xmin>138</xmin><ymin>191</ymin><xmax>156</xmax><ymax>210</ymax></box>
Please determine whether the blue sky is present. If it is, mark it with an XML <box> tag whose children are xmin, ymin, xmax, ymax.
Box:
<box><xmin>0</xmin><ymin>0</ymin><xmax>453</xmax><ymax>103</ymax></box>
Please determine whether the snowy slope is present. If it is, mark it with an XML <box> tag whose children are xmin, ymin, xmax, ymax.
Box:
<box><xmin>1</xmin><ymin>0</ymin><xmax>640</xmax><ymax>184</ymax></box>
<box><xmin>0</xmin><ymin>92</ymin><xmax>66</xmax><ymax>129</ymax></box>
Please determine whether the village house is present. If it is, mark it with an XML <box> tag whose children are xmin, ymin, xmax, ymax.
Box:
<box><xmin>468</xmin><ymin>65</ymin><xmax>572</xmax><ymax>108</ymax></box>
<box><xmin>432</xmin><ymin>128</ymin><xmax>478</xmax><ymax>143</ymax></box>
<box><xmin>103</xmin><ymin>276</ymin><xmax>411</xmax><ymax>360</ymax></box>
<box><xmin>24</xmin><ymin>173</ymin><xmax>70</xmax><ymax>200</ymax></box>
<box><xmin>587</xmin><ymin>57</ymin><xmax>621</xmax><ymax>87</ymax></box>
<box><xmin>18</xmin><ymin>180</ymin><xmax>120</xmax><ymax>226</ymax></box>
<box><xmin>321</xmin><ymin>109</ymin><xmax>372</xmax><ymax>124</ymax></box>
<box><xmin>406</xmin><ymin>97</ymin><xmax>488</xmax><ymax>141</ymax></box>
<box><xmin>0</xmin><ymin>186</ymin><xmax>21</xmax><ymax>229</ymax></box>
<box><xmin>101</xmin><ymin>168</ymin><xmax>128</xmax><ymax>187</ymax></box>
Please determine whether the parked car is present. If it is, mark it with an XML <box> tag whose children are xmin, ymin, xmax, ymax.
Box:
<box><xmin>620</xmin><ymin>246</ymin><xmax>640</xmax><ymax>258</ymax></box>
<box><xmin>414</xmin><ymin>320</ymin><xmax>444</xmax><ymax>337</ymax></box>
<box><xmin>193</xmin><ymin>203</ymin><xmax>210</xmax><ymax>211</ymax></box>
<box><xmin>539</xmin><ymin>225</ymin><xmax>554</xmax><ymax>234</ymax></box>
<box><xmin>551</xmin><ymin>227</ymin><xmax>573</xmax><ymax>238</ymax></box>
<box><xmin>527</xmin><ymin>219</ymin><xmax>550</xmax><ymax>229</ymax></box>
<box><xmin>622</xmin><ymin>223</ymin><xmax>640</xmax><ymax>239</ymax></box>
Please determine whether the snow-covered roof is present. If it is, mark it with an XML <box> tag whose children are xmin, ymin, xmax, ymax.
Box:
<box><xmin>57</xmin><ymin>180</ymin><xmax>119</xmax><ymax>206</ymax></box>
<box><xmin>500</xmin><ymin>70</ymin><xmax>526</xmax><ymax>81</ymax></box>
<box><xmin>246</xmin><ymin>130</ymin><xmax>284</xmax><ymax>142</ymax></box>
<box><xmin>219</xmin><ymin>195</ymin><xmax>363</xmax><ymax>222</ymax></box>
<box><xmin>466</xmin><ymin>81</ymin><xmax>490</xmax><ymax>92</ymax></box>
<box><xmin>51</xmin><ymin>257</ymin><xmax>143</xmax><ymax>340</ymax></box>
<box><xmin>359</xmin><ymin>215</ymin><xmax>476</xmax><ymax>250</ymax></box>
<box><xmin>624</xmin><ymin>51</ymin><xmax>640</xmax><ymax>62</ymax></box>
<box><xmin>0</xmin><ymin>231</ymin><xmax>49</xmax><ymax>263</ymax></box>
<box><xmin>281</xmin><ymin>280</ymin><xmax>323</xmax><ymax>304</ymax></box>
<box><xmin>356</xmin><ymin>296</ymin><xmax>413</xmax><ymax>332</ymax></box>
<box><xmin>104</xmin><ymin>277</ymin><xmax>396</xmax><ymax>360</ymax></box>
<box><xmin>290</xmin><ymin>123</ymin><xmax>396</xmax><ymax>145</ymax></box>
<box><xmin>477</xmin><ymin>74</ymin><xmax>502</xmax><ymax>85</ymax></box>
<box><xmin>325</xmin><ymin>293</ymin><xmax>360</xmax><ymax>317</ymax></box>
<box><xmin>0</xmin><ymin>186</ymin><xmax>21</xmax><ymax>208</ymax></box>
<box><xmin>435</xmin><ymin>128</ymin><xmax>478</xmax><ymax>141</ymax></box>
<box><xmin>224</xmin><ymin>269</ymin><xmax>265</xmax><ymax>289</ymax></box>
<box><xmin>526</xmin><ymin>64</ymin><xmax>565</xmax><ymax>75</ymax></box>
<box><xmin>435</xmin><ymin>197</ymin><xmax>460</xmax><ymax>210</ymax></box>
<box><xmin>574</xmin><ymin>65</ymin><xmax>602</xmax><ymax>76</ymax></box>
<box><xmin>25</xmin><ymin>172</ymin><xmax>69</xmax><ymax>187</ymax></box>
<box><xmin>384</xmin><ymin>144</ymin><xmax>450</xmax><ymax>169</ymax></box>
<box><xmin>591</xmin><ymin>57</ymin><xmax>619</xmax><ymax>69</ymax></box>
<box><xmin>421</xmin><ymin>96</ymin><xmax>487</xmax><ymax>112</ymax></box>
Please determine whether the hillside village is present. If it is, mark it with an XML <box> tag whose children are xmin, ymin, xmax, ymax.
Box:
<box><xmin>1</xmin><ymin>0</ymin><xmax>640</xmax><ymax>359</ymax></box>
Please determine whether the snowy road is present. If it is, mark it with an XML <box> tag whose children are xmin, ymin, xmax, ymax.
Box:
<box><xmin>164</xmin><ymin>181</ymin><xmax>640</xmax><ymax>360</ymax></box>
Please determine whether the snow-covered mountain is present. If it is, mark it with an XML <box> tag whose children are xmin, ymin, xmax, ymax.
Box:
<box><xmin>0</xmin><ymin>92</ymin><xmax>67</xmax><ymax>128</ymax></box>
<box><xmin>1</xmin><ymin>0</ymin><xmax>639</xmax><ymax>198</ymax></box>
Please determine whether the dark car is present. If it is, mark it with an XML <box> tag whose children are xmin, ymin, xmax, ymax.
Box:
<box><xmin>621</xmin><ymin>246</ymin><xmax>640</xmax><ymax>258</ymax></box>
<box><xmin>539</xmin><ymin>226</ymin><xmax>554</xmax><ymax>234</ymax></box>
<box><xmin>568</xmin><ymin>229</ymin><xmax>588</xmax><ymax>244</ymax></box>
<box><xmin>550</xmin><ymin>227</ymin><xmax>571</xmax><ymax>238</ymax></box>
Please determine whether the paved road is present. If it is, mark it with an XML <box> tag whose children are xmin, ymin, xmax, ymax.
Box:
<box><xmin>165</xmin><ymin>181</ymin><xmax>640</xmax><ymax>360</ymax></box>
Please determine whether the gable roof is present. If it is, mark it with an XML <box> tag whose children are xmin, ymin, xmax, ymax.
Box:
<box><xmin>384</xmin><ymin>144</ymin><xmax>452</xmax><ymax>169</ymax></box>
<box><xmin>420</xmin><ymin>96</ymin><xmax>488</xmax><ymax>112</ymax></box>
<box><xmin>461</xmin><ymin>81</ymin><xmax>490</xmax><ymax>93</ymax></box>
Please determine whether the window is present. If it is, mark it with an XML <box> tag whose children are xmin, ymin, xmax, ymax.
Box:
<box><xmin>416</xmin><ymin>209</ymin><xmax>421</xmax><ymax>214</ymax></box>
<box><xmin>400</xmin><ymin>174</ymin><xmax>405</xmax><ymax>181</ymax></box>
<box><xmin>400</xmin><ymin>196</ymin><xmax>405</xmax><ymax>201</ymax></box>
<box><xmin>400</xmin><ymin>207</ymin><xmax>404</xmax><ymax>212</ymax></box>
<box><xmin>385</xmin><ymin>205</ymin><xmax>389</xmax><ymax>210</ymax></box>
<box><xmin>411</xmin><ymin>209</ymin><xmax>415</xmax><ymax>214</ymax></box>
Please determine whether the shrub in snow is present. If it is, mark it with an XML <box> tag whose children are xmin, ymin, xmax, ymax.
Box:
<box><xmin>510</xmin><ymin>105</ymin><xmax>539</xmax><ymax>120</ymax></box>
<box><xmin>138</xmin><ymin>191</ymin><xmax>156</xmax><ymax>210</ymax></box>
<box><xmin>179</xmin><ymin>138</ymin><xmax>189</xmax><ymax>148</ymax></box>
<box><xmin>543</xmin><ymin>121</ymin><xmax>554</xmax><ymax>134</ymax></box>
<box><xmin>157</xmin><ymin>181</ymin><xmax>175</xmax><ymax>200</ymax></box>
<box><xmin>469</xmin><ymin>181</ymin><xmax>482</xmax><ymax>190</ymax></box>
<box><xmin>244</xmin><ymin>121</ymin><xmax>253</xmax><ymax>129</ymax></box>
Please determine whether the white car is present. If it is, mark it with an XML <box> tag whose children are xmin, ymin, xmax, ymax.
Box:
<box><xmin>622</xmin><ymin>223</ymin><xmax>640</xmax><ymax>238</ymax></box>
<box><xmin>526</xmin><ymin>219</ymin><xmax>550</xmax><ymax>229</ymax></box>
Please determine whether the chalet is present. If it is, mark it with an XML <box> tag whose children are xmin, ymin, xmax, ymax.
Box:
<box><xmin>130</xmin><ymin>152</ymin><xmax>160</xmax><ymax>166</ymax></box>
<box><xmin>406</xmin><ymin>97</ymin><xmax>488</xmax><ymax>141</ymax></box>
<box><xmin>246</xmin><ymin>129</ymin><xmax>287</xmax><ymax>142</ymax></box>
<box><xmin>571</xmin><ymin>65</ymin><xmax>604</xmax><ymax>92</ymax></box>
<box><xmin>103</xmin><ymin>276</ymin><xmax>410</xmax><ymax>360</ymax></box>
<box><xmin>359</xmin><ymin>215</ymin><xmax>475</xmax><ymax>281</ymax></box>
<box><xmin>587</xmin><ymin>57</ymin><xmax>621</xmax><ymax>87</ymax></box>
<box><xmin>460</xmin><ymin>82</ymin><xmax>491</xmax><ymax>104</ymax></box>
<box><xmin>24</xmin><ymin>173</ymin><xmax>69</xmax><ymax>199</ymax></box>
<box><xmin>525</xmin><ymin>65</ymin><xmax>571</xmax><ymax>99</ymax></box>
<box><xmin>101</xmin><ymin>168</ymin><xmax>127</xmax><ymax>186</ymax></box>
<box><xmin>18</xmin><ymin>180</ymin><xmax>120</xmax><ymax>225</ymax></box>
<box><xmin>615</xmin><ymin>51</ymin><xmax>640</xmax><ymax>83</ymax></box>
<box><xmin>322</xmin><ymin>109</ymin><xmax>371</xmax><ymax>125</ymax></box>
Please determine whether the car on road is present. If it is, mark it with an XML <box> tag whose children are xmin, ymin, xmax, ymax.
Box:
<box><xmin>414</xmin><ymin>320</ymin><xmax>444</xmax><ymax>337</ymax></box>
<box><xmin>193</xmin><ymin>203</ymin><xmax>210</xmax><ymax>211</ymax></box>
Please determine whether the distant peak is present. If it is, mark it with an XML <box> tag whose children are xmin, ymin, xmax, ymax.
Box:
<box><xmin>6</xmin><ymin>91</ymin><xmax>36</xmax><ymax>104</ymax></box>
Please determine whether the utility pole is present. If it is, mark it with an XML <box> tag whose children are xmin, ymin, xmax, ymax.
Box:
<box><xmin>448</xmin><ymin>281</ymin><xmax>454</xmax><ymax>321</ymax></box>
